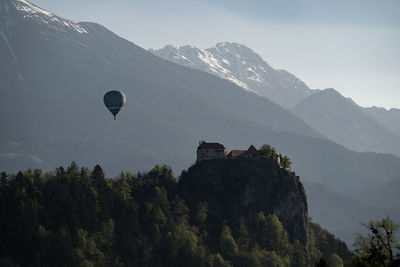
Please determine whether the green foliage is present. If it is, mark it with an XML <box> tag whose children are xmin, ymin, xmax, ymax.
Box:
<box><xmin>0</xmin><ymin>163</ymin><xmax>352</xmax><ymax>266</ymax></box>
<box><xmin>259</xmin><ymin>144</ymin><xmax>277</xmax><ymax>158</ymax></box>
<box><xmin>195</xmin><ymin>201</ymin><xmax>208</xmax><ymax>226</ymax></box>
<box><xmin>237</xmin><ymin>224</ymin><xmax>250</xmax><ymax>251</ymax></box>
<box><xmin>255</xmin><ymin>212</ymin><xmax>290</xmax><ymax>255</ymax></box>
<box><xmin>281</xmin><ymin>156</ymin><xmax>292</xmax><ymax>169</ymax></box>
<box><xmin>208</xmin><ymin>253</ymin><xmax>233</xmax><ymax>267</ymax></box>
<box><xmin>219</xmin><ymin>225</ymin><xmax>239</xmax><ymax>260</ymax></box>
<box><xmin>255</xmin><ymin>249</ymin><xmax>290</xmax><ymax>267</ymax></box>
<box><xmin>352</xmin><ymin>216</ymin><xmax>399</xmax><ymax>267</ymax></box>
<box><xmin>240</xmin><ymin>247</ymin><xmax>290</xmax><ymax>267</ymax></box>
<box><xmin>309</xmin><ymin>222</ymin><xmax>352</xmax><ymax>265</ymax></box>
<box><xmin>258</xmin><ymin>144</ymin><xmax>291</xmax><ymax>169</ymax></box>
<box><xmin>328</xmin><ymin>253</ymin><xmax>343</xmax><ymax>267</ymax></box>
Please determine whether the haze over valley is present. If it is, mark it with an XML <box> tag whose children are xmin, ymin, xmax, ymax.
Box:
<box><xmin>1</xmin><ymin>0</ymin><xmax>400</xmax><ymax>260</ymax></box>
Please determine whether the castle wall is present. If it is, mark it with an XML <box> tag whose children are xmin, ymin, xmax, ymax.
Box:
<box><xmin>197</xmin><ymin>149</ymin><xmax>226</xmax><ymax>162</ymax></box>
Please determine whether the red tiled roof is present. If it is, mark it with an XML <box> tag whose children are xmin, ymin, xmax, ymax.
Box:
<box><xmin>246</xmin><ymin>145</ymin><xmax>258</xmax><ymax>154</ymax></box>
<box><xmin>227</xmin><ymin>150</ymin><xmax>246</xmax><ymax>158</ymax></box>
<box><xmin>228</xmin><ymin>145</ymin><xmax>259</xmax><ymax>158</ymax></box>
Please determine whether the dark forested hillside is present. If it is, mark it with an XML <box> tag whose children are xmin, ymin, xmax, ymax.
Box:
<box><xmin>1</xmin><ymin>0</ymin><xmax>400</xmax><ymax>248</ymax></box>
<box><xmin>0</xmin><ymin>160</ymin><xmax>352</xmax><ymax>267</ymax></box>
<box><xmin>179</xmin><ymin>158</ymin><xmax>309</xmax><ymax>246</ymax></box>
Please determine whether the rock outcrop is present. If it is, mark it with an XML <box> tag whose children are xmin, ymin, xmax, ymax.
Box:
<box><xmin>179</xmin><ymin>157</ymin><xmax>309</xmax><ymax>246</ymax></box>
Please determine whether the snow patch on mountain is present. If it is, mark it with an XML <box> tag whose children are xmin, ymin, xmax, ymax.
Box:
<box><xmin>11</xmin><ymin>0</ymin><xmax>87</xmax><ymax>34</ymax></box>
<box><xmin>14</xmin><ymin>0</ymin><xmax>52</xmax><ymax>16</ymax></box>
<box><xmin>152</xmin><ymin>44</ymin><xmax>251</xmax><ymax>91</ymax></box>
<box><xmin>151</xmin><ymin>42</ymin><xmax>315</xmax><ymax>108</ymax></box>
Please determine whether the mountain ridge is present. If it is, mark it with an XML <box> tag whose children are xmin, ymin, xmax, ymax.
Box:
<box><xmin>1</xmin><ymin>0</ymin><xmax>400</xmax><ymax>246</ymax></box>
<box><xmin>292</xmin><ymin>88</ymin><xmax>400</xmax><ymax>156</ymax></box>
<box><xmin>0</xmin><ymin>0</ymin><xmax>87</xmax><ymax>34</ymax></box>
<box><xmin>364</xmin><ymin>106</ymin><xmax>400</xmax><ymax>138</ymax></box>
<box><xmin>151</xmin><ymin>43</ymin><xmax>400</xmax><ymax>157</ymax></box>
<box><xmin>151</xmin><ymin>42</ymin><xmax>315</xmax><ymax>108</ymax></box>
<box><xmin>0</xmin><ymin>0</ymin><xmax>323</xmax><ymax>174</ymax></box>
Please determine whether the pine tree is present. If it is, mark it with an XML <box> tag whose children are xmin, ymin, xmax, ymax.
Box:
<box><xmin>219</xmin><ymin>225</ymin><xmax>239</xmax><ymax>260</ymax></box>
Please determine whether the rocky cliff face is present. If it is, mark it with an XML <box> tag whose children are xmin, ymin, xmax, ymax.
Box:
<box><xmin>179</xmin><ymin>157</ymin><xmax>309</xmax><ymax>246</ymax></box>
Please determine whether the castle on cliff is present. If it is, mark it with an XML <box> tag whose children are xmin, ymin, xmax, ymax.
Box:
<box><xmin>196</xmin><ymin>141</ymin><xmax>282</xmax><ymax>167</ymax></box>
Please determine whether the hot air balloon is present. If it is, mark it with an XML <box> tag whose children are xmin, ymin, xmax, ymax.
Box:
<box><xmin>103</xmin><ymin>90</ymin><xmax>126</xmax><ymax>120</ymax></box>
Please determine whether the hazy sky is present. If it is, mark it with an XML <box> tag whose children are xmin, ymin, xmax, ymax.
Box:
<box><xmin>30</xmin><ymin>0</ymin><xmax>400</xmax><ymax>109</ymax></box>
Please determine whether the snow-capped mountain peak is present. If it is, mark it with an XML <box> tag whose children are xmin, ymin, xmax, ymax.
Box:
<box><xmin>2</xmin><ymin>0</ymin><xmax>87</xmax><ymax>34</ymax></box>
<box><xmin>13</xmin><ymin>0</ymin><xmax>53</xmax><ymax>17</ymax></box>
<box><xmin>151</xmin><ymin>42</ymin><xmax>314</xmax><ymax>108</ymax></box>
<box><xmin>151</xmin><ymin>44</ymin><xmax>251</xmax><ymax>90</ymax></box>
<box><xmin>210</xmin><ymin>42</ymin><xmax>266</xmax><ymax>64</ymax></box>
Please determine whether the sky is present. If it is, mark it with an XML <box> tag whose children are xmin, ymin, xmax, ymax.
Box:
<box><xmin>30</xmin><ymin>0</ymin><xmax>400</xmax><ymax>109</ymax></box>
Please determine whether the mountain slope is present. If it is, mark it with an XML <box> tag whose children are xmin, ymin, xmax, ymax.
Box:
<box><xmin>361</xmin><ymin>177</ymin><xmax>400</xmax><ymax>213</ymax></box>
<box><xmin>291</xmin><ymin>88</ymin><xmax>400</xmax><ymax>156</ymax></box>
<box><xmin>0</xmin><ymin>0</ymin><xmax>327</xmax><ymax>175</ymax></box>
<box><xmin>151</xmin><ymin>43</ymin><xmax>315</xmax><ymax>108</ymax></box>
<box><xmin>364</xmin><ymin>107</ymin><xmax>400</xmax><ymax>138</ymax></box>
<box><xmin>152</xmin><ymin>43</ymin><xmax>400</xmax><ymax>158</ymax></box>
<box><xmin>304</xmin><ymin>181</ymin><xmax>400</xmax><ymax>246</ymax></box>
<box><xmin>1</xmin><ymin>0</ymin><xmax>400</xmax><ymax>245</ymax></box>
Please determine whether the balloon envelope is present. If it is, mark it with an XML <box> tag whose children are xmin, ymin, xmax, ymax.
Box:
<box><xmin>103</xmin><ymin>90</ymin><xmax>126</xmax><ymax>119</ymax></box>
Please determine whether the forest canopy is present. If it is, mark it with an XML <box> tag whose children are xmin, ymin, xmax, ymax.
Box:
<box><xmin>0</xmin><ymin>163</ymin><xmax>352</xmax><ymax>266</ymax></box>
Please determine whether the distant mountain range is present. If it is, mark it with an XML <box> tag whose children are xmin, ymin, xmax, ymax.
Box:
<box><xmin>151</xmin><ymin>43</ymin><xmax>400</xmax><ymax>157</ymax></box>
<box><xmin>1</xmin><ymin>0</ymin><xmax>400</xmax><ymax>245</ymax></box>
<box><xmin>0</xmin><ymin>0</ymin><xmax>320</xmax><ymax>174</ymax></box>
<box><xmin>365</xmin><ymin>106</ymin><xmax>400</xmax><ymax>138</ymax></box>
<box><xmin>291</xmin><ymin>88</ymin><xmax>400</xmax><ymax>156</ymax></box>
<box><xmin>303</xmin><ymin>180</ymin><xmax>400</xmax><ymax>245</ymax></box>
<box><xmin>150</xmin><ymin>43</ymin><xmax>314</xmax><ymax>109</ymax></box>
